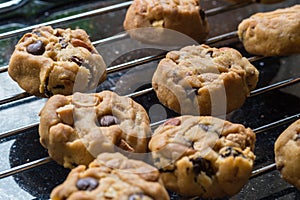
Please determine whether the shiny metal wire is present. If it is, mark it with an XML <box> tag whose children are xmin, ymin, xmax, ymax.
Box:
<box><xmin>0</xmin><ymin>1</ymin><xmax>298</xmax><ymax>198</ymax></box>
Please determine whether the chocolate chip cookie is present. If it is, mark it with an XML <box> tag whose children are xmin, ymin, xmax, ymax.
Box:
<box><xmin>238</xmin><ymin>5</ymin><xmax>300</xmax><ymax>56</ymax></box>
<box><xmin>39</xmin><ymin>91</ymin><xmax>151</xmax><ymax>168</ymax></box>
<box><xmin>123</xmin><ymin>0</ymin><xmax>209</xmax><ymax>43</ymax></box>
<box><xmin>152</xmin><ymin>44</ymin><xmax>259</xmax><ymax>116</ymax></box>
<box><xmin>274</xmin><ymin>119</ymin><xmax>300</xmax><ymax>189</ymax></box>
<box><xmin>51</xmin><ymin>152</ymin><xmax>170</xmax><ymax>200</ymax></box>
<box><xmin>8</xmin><ymin>26</ymin><xmax>106</xmax><ymax>97</ymax></box>
<box><xmin>149</xmin><ymin>115</ymin><xmax>256</xmax><ymax>198</ymax></box>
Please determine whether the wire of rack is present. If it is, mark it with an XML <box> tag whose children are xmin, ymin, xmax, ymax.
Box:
<box><xmin>0</xmin><ymin>0</ymin><xmax>299</xmax><ymax>199</ymax></box>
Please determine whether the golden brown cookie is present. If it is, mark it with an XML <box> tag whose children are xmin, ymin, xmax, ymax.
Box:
<box><xmin>149</xmin><ymin>115</ymin><xmax>256</xmax><ymax>198</ymax></box>
<box><xmin>238</xmin><ymin>5</ymin><xmax>300</xmax><ymax>56</ymax></box>
<box><xmin>51</xmin><ymin>152</ymin><xmax>170</xmax><ymax>200</ymax></box>
<box><xmin>274</xmin><ymin>119</ymin><xmax>300</xmax><ymax>189</ymax></box>
<box><xmin>123</xmin><ymin>0</ymin><xmax>209</xmax><ymax>43</ymax></box>
<box><xmin>152</xmin><ymin>44</ymin><xmax>259</xmax><ymax>116</ymax></box>
<box><xmin>39</xmin><ymin>91</ymin><xmax>151</xmax><ymax>168</ymax></box>
<box><xmin>8</xmin><ymin>26</ymin><xmax>106</xmax><ymax>97</ymax></box>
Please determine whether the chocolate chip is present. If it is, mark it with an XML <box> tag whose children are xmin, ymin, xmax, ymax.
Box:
<box><xmin>98</xmin><ymin>115</ymin><xmax>118</xmax><ymax>126</ymax></box>
<box><xmin>53</xmin><ymin>85</ymin><xmax>65</xmax><ymax>90</ymax></box>
<box><xmin>164</xmin><ymin>118</ymin><xmax>181</xmax><ymax>126</ymax></box>
<box><xmin>76</xmin><ymin>177</ymin><xmax>99</xmax><ymax>191</ymax></box>
<box><xmin>199</xmin><ymin>9</ymin><xmax>206</xmax><ymax>21</ymax></box>
<box><xmin>32</xmin><ymin>31</ymin><xmax>41</xmax><ymax>37</ymax></box>
<box><xmin>206</xmin><ymin>50</ymin><xmax>213</xmax><ymax>57</ymax></box>
<box><xmin>26</xmin><ymin>40</ymin><xmax>45</xmax><ymax>55</ymax></box>
<box><xmin>70</xmin><ymin>56</ymin><xmax>84</xmax><ymax>66</ymax></box>
<box><xmin>295</xmin><ymin>134</ymin><xmax>300</xmax><ymax>141</ymax></box>
<box><xmin>129</xmin><ymin>193</ymin><xmax>151</xmax><ymax>200</ymax></box>
<box><xmin>44</xmin><ymin>77</ymin><xmax>53</xmax><ymax>97</ymax></box>
<box><xmin>199</xmin><ymin>124</ymin><xmax>209</xmax><ymax>132</ymax></box>
<box><xmin>191</xmin><ymin>157</ymin><xmax>214</xmax><ymax>176</ymax></box>
<box><xmin>186</xmin><ymin>88</ymin><xmax>199</xmax><ymax>99</ymax></box>
<box><xmin>59</xmin><ymin>37</ymin><xmax>68</xmax><ymax>49</ymax></box>
<box><xmin>220</xmin><ymin>147</ymin><xmax>244</xmax><ymax>158</ymax></box>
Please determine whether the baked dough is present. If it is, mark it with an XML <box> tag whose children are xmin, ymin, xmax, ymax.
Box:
<box><xmin>274</xmin><ymin>119</ymin><xmax>300</xmax><ymax>189</ymax></box>
<box><xmin>51</xmin><ymin>152</ymin><xmax>170</xmax><ymax>200</ymax></box>
<box><xmin>238</xmin><ymin>5</ymin><xmax>300</xmax><ymax>56</ymax></box>
<box><xmin>39</xmin><ymin>91</ymin><xmax>151</xmax><ymax>168</ymax></box>
<box><xmin>149</xmin><ymin>115</ymin><xmax>256</xmax><ymax>198</ymax></box>
<box><xmin>123</xmin><ymin>0</ymin><xmax>209</xmax><ymax>43</ymax></box>
<box><xmin>152</xmin><ymin>44</ymin><xmax>259</xmax><ymax>115</ymax></box>
<box><xmin>8</xmin><ymin>26</ymin><xmax>106</xmax><ymax>97</ymax></box>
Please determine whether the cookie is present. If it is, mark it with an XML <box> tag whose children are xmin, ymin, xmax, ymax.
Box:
<box><xmin>39</xmin><ymin>91</ymin><xmax>151</xmax><ymax>168</ymax></box>
<box><xmin>152</xmin><ymin>44</ymin><xmax>259</xmax><ymax>116</ymax></box>
<box><xmin>123</xmin><ymin>0</ymin><xmax>209</xmax><ymax>43</ymax></box>
<box><xmin>274</xmin><ymin>119</ymin><xmax>300</xmax><ymax>189</ymax></box>
<box><xmin>148</xmin><ymin>116</ymin><xmax>256</xmax><ymax>198</ymax></box>
<box><xmin>50</xmin><ymin>152</ymin><xmax>170</xmax><ymax>200</ymax></box>
<box><xmin>238</xmin><ymin>5</ymin><xmax>300</xmax><ymax>56</ymax></box>
<box><xmin>225</xmin><ymin>0</ymin><xmax>284</xmax><ymax>4</ymax></box>
<box><xmin>8</xmin><ymin>26</ymin><xmax>106</xmax><ymax>97</ymax></box>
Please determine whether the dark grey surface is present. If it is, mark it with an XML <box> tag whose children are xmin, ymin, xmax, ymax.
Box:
<box><xmin>0</xmin><ymin>0</ymin><xmax>299</xmax><ymax>199</ymax></box>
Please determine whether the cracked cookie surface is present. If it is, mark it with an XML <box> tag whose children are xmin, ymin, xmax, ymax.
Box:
<box><xmin>238</xmin><ymin>5</ymin><xmax>300</xmax><ymax>56</ymax></box>
<box><xmin>274</xmin><ymin>119</ymin><xmax>300</xmax><ymax>189</ymax></box>
<box><xmin>152</xmin><ymin>44</ymin><xmax>259</xmax><ymax>115</ymax></box>
<box><xmin>149</xmin><ymin>115</ymin><xmax>256</xmax><ymax>198</ymax></box>
<box><xmin>51</xmin><ymin>152</ymin><xmax>170</xmax><ymax>200</ymax></box>
<box><xmin>123</xmin><ymin>0</ymin><xmax>209</xmax><ymax>43</ymax></box>
<box><xmin>8</xmin><ymin>26</ymin><xmax>106</xmax><ymax>97</ymax></box>
<box><xmin>39</xmin><ymin>91</ymin><xmax>151</xmax><ymax>168</ymax></box>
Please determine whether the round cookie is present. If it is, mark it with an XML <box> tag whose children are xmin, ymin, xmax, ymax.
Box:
<box><xmin>8</xmin><ymin>26</ymin><xmax>106</xmax><ymax>97</ymax></box>
<box><xmin>39</xmin><ymin>91</ymin><xmax>151</xmax><ymax>168</ymax></box>
<box><xmin>274</xmin><ymin>119</ymin><xmax>300</xmax><ymax>189</ymax></box>
<box><xmin>152</xmin><ymin>44</ymin><xmax>259</xmax><ymax>116</ymax></box>
<box><xmin>123</xmin><ymin>0</ymin><xmax>209</xmax><ymax>43</ymax></box>
<box><xmin>149</xmin><ymin>115</ymin><xmax>256</xmax><ymax>198</ymax></box>
<box><xmin>238</xmin><ymin>5</ymin><xmax>300</xmax><ymax>56</ymax></box>
<box><xmin>50</xmin><ymin>152</ymin><xmax>170</xmax><ymax>200</ymax></box>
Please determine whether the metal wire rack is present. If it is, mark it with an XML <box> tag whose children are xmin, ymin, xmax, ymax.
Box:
<box><xmin>0</xmin><ymin>0</ymin><xmax>299</xmax><ymax>199</ymax></box>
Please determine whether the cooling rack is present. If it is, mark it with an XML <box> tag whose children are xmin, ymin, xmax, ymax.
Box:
<box><xmin>0</xmin><ymin>0</ymin><xmax>299</xmax><ymax>199</ymax></box>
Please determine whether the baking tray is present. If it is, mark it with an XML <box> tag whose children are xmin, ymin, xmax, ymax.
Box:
<box><xmin>0</xmin><ymin>0</ymin><xmax>299</xmax><ymax>199</ymax></box>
